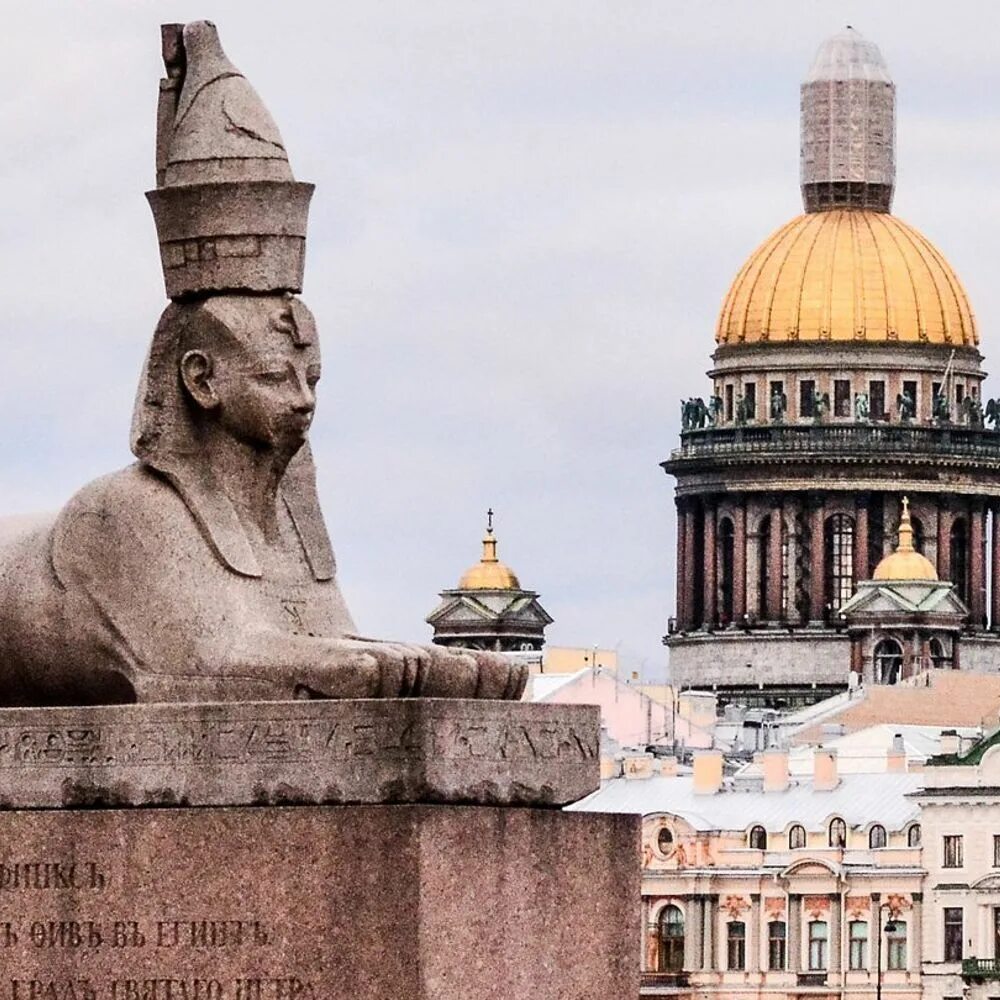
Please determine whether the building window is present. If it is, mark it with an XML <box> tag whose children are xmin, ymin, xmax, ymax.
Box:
<box><xmin>908</xmin><ymin>824</ymin><xmax>921</xmax><ymax>847</ymax></box>
<box><xmin>944</xmin><ymin>907</ymin><xmax>963</xmax><ymax>962</ymax></box>
<box><xmin>800</xmin><ymin>379</ymin><xmax>816</xmax><ymax>418</ymax></box>
<box><xmin>789</xmin><ymin>824</ymin><xmax>806</xmax><ymax>849</ymax></box>
<box><xmin>994</xmin><ymin>834</ymin><xmax>1000</xmax><ymax>868</ymax></box>
<box><xmin>848</xmin><ymin>920</ymin><xmax>868</xmax><ymax>970</ymax></box>
<box><xmin>725</xmin><ymin>384</ymin><xmax>734</xmax><ymax>422</ymax></box>
<box><xmin>829</xmin><ymin>817</ymin><xmax>847</xmax><ymax>848</ymax></box>
<box><xmin>910</xmin><ymin>514</ymin><xmax>925</xmax><ymax>553</ymax></box>
<box><xmin>768</xmin><ymin>921</ymin><xmax>786</xmax><ymax>971</ymax></box>
<box><xmin>869</xmin><ymin>824</ymin><xmax>887</xmax><ymax>849</ymax></box>
<box><xmin>943</xmin><ymin>834</ymin><xmax>964</xmax><ymax>868</ymax></box>
<box><xmin>874</xmin><ymin>638</ymin><xmax>903</xmax><ymax>685</ymax></box>
<box><xmin>749</xmin><ymin>825</ymin><xmax>767</xmax><ymax>850</ymax></box>
<box><xmin>657</xmin><ymin>827</ymin><xmax>674</xmax><ymax>855</ymax></box>
<box><xmin>727</xmin><ymin>921</ymin><xmax>746</xmax><ymax>971</ymax></box>
<box><xmin>808</xmin><ymin>920</ymin><xmax>828</xmax><ymax>970</ymax></box>
<box><xmin>870</xmin><ymin>379</ymin><xmax>886</xmax><ymax>420</ymax></box>
<box><xmin>902</xmin><ymin>379</ymin><xmax>918</xmax><ymax>418</ymax></box>
<box><xmin>658</xmin><ymin>905</ymin><xmax>685</xmax><ymax>972</ymax></box>
<box><xmin>824</xmin><ymin>514</ymin><xmax>855</xmax><ymax>611</ymax></box>
<box><xmin>719</xmin><ymin>517</ymin><xmax>735</xmax><ymax>625</ymax></box>
<box><xmin>951</xmin><ymin>518</ymin><xmax>968</xmax><ymax>603</ymax></box>
<box><xmin>887</xmin><ymin>921</ymin><xmax>907</xmax><ymax>970</ymax></box>
<box><xmin>929</xmin><ymin>639</ymin><xmax>950</xmax><ymax>670</ymax></box>
<box><xmin>834</xmin><ymin>379</ymin><xmax>851</xmax><ymax>417</ymax></box>
<box><xmin>744</xmin><ymin>382</ymin><xmax>756</xmax><ymax>419</ymax></box>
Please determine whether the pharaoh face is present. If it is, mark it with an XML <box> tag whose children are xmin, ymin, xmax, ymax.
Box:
<box><xmin>180</xmin><ymin>296</ymin><xmax>321</xmax><ymax>455</ymax></box>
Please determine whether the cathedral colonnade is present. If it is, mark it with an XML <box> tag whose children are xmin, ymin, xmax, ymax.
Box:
<box><xmin>673</xmin><ymin>492</ymin><xmax>995</xmax><ymax>634</ymax></box>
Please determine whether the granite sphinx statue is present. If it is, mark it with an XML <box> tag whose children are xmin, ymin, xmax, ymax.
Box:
<box><xmin>0</xmin><ymin>22</ymin><xmax>527</xmax><ymax>706</ymax></box>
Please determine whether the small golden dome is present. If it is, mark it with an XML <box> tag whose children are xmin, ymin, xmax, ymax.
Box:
<box><xmin>873</xmin><ymin>497</ymin><xmax>938</xmax><ymax>582</ymax></box>
<box><xmin>458</xmin><ymin>514</ymin><xmax>521</xmax><ymax>591</ymax></box>
<box><xmin>717</xmin><ymin>210</ymin><xmax>977</xmax><ymax>346</ymax></box>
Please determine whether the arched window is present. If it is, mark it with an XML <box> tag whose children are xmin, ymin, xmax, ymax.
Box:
<box><xmin>808</xmin><ymin>921</ymin><xmax>829</xmax><ymax>970</ymax></box>
<box><xmin>749</xmin><ymin>825</ymin><xmax>767</xmax><ymax>850</ymax></box>
<box><xmin>887</xmin><ymin>920</ymin><xmax>907</xmax><ymax>970</ymax></box>
<box><xmin>768</xmin><ymin>921</ymin><xmax>786</xmax><ymax>970</ymax></box>
<box><xmin>907</xmin><ymin>824</ymin><xmax>921</xmax><ymax>847</ymax></box>
<box><xmin>909</xmin><ymin>514</ymin><xmax>925</xmax><ymax>554</ymax></box>
<box><xmin>789</xmin><ymin>824</ymin><xmax>806</xmax><ymax>849</ymax></box>
<box><xmin>658</xmin><ymin>905</ymin><xmax>685</xmax><ymax>972</ymax></box>
<box><xmin>727</xmin><ymin>921</ymin><xmax>746</xmax><ymax>970</ymax></box>
<box><xmin>929</xmin><ymin>638</ymin><xmax>950</xmax><ymax>670</ymax></box>
<box><xmin>951</xmin><ymin>518</ymin><xmax>968</xmax><ymax>602</ymax></box>
<box><xmin>869</xmin><ymin>824</ymin><xmax>887</xmax><ymax>849</ymax></box>
<box><xmin>719</xmin><ymin>517</ymin><xmax>735</xmax><ymax>625</ymax></box>
<box><xmin>657</xmin><ymin>827</ymin><xmax>674</xmax><ymax>855</ymax></box>
<box><xmin>874</xmin><ymin>638</ymin><xmax>904</xmax><ymax>685</ymax></box>
<box><xmin>824</xmin><ymin>514</ymin><xmax>855</xmax><ymax>611</ymax></box>
<box><xmin>829</xmin><ymin>817</ymin><xmax>847</xmax><ymax>848</ymax></box>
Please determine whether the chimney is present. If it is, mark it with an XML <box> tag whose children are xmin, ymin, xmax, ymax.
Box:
<box><xmin>659</xmin><ymin>756</ymin><xmax>679</xmax><ymax>778</ymax></box>
<box><xmin>600</xmin><ymin>755</ymin><xmax>621</xmax><ymax>780</ymax></box>
<box><xmin>623</xmin><ymin>754</ymin><xmax>654</xmax><ymax>780</ymax></box>
<box><xmin>693</xmin><ymin>750</ymin><xmax>723</xmax><ymax>795</ymax></box>
<box><xmin>940</xmin><ymin>729</ymin><xmax>960</xmax><ymax>756</ymax></box>
<box><xmin>813</xmin><ymin>748</ymin><xmax>839</xmax><ymax>791</ymax></box>
<box><xmin>761</xmin><ymin>749</ymin><xmax>790</xmax><ymax>792</ymax></box>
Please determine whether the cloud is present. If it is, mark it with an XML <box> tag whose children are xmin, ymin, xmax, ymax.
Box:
<box><xmin>2</xmin><ymin>1</ymin><xmax>998</xmax><ymax>681</ymax></box>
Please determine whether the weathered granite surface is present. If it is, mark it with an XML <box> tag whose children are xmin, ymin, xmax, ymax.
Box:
<box><xmin>0</xmin><ymin>21</ymin><xmax>527</xmax><ymax>706</ymax></box>
<box><xmin>0</xmin><ymin>805</ymin><xmax>639</xmax><ymax>999</ymax></box>
<box><xmin>0</xmin><ymin>700</ymin><xmax>599</xmax><ymax>809</ymax></box>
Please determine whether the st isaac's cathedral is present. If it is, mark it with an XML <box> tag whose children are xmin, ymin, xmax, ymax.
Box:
<box><xmin>664</xmin><ymin>29</ymin><xmax>1000</xmax><ymax>710</ymax></box>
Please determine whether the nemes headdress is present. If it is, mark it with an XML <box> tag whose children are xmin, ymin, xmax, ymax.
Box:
<box><xmin>146</xmin><ymin>21</ymin><xmax>314</xmax><ymax>299</ymax></box>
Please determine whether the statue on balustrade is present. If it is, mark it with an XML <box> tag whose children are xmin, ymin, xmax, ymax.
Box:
<box><xmin>932</xmin><ymin>389</ymin><xmax>951</xmax><ymax>424</ymax></box>
<box><xmin>854</xmin><ymin>392</ymin><xmax>869</xmax><ymax>422</ymax></box>
<box><xmin>769</xmin><ymin>386</ymin><xmax>787</xmax><ymax>422</ymax></box>
<box><xmin>734</xmin><ymin>394</ymin><xmax>747</xmax><ymax>426</ymax></box>
<box><xmin>896</xmin><ymin>389</ymin><xmax>915</xmax><ymax>423</ymax></box>
<box><xmin>812</xmin><ymin>391</ymin><xmax>830</xmax><ymax>424</ymax></box>
<box><xmin>0</xmin><ymin>22</ymin><xmax>526</xmax><ymax>706</ymax></box>
<box><xmin>708</xmin><ymin>395</ymin><xmax>723</xmax><ymax>426</ymax></box>
<box><xmin>963</xmin><ymin>390</ymin><xmax>984</xmax><ymax>428</ymax></box>
<box><xmin>986</xmin><ymin>398</ymin><xmax>1000</xmax><ymax>431</ymax></box>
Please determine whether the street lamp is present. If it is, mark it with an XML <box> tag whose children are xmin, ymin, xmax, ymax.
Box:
<box><xmin>875</xmin><ymin>900</ymin><xmax>900</xmax><ymax>1000</ymax></box>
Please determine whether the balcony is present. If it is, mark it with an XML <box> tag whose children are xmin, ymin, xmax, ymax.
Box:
<box><xmin>663</xmin><ymin>422</ymin><xmax>1000</xmax><ymax>472</ymax></box>
<box><xmin>640</xmin><ymin>971</ymin><xmax>690</xmax><ymax>989</ymax></box>
<box><xmin>962</xmin><ymin>957</ymin><xmax>1000</xmax><ymax>980</ymax></box>
<box><xmin>796</xmin><ymin>972</ymin><xmax>828</xmax><ymax>987</ymax></box>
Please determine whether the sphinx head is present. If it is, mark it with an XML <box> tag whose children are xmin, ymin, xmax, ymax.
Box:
<box><xmin>133</xmin><ymin>295</ymin><xmax>321</xmax><ymax>466</ymax></box>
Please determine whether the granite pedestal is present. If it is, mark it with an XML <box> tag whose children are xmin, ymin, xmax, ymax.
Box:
<box><xmin>0</xmin><ymin>700</ymin><xmax>639</xmax><ymax>1000</ymax></box>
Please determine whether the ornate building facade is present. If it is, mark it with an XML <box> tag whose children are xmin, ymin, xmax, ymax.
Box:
<box><xmin>664</xmin><ymin>28</ymin><xmax>1000</xmax><ymax>709</ymax></box>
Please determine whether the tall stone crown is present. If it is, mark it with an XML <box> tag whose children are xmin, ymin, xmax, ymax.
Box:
<box><xmin>800</xmin><ymin>27</ymin><xmax>896</xmax><ymax>213</ymax></box>
<box><xmin>146</xmin><ymin>22</ymin><xmax>314</xmax><ymax>300</ymax></box>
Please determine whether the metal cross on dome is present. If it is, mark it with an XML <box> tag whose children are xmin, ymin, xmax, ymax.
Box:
<box><xmin>487</xmin><ymin>508</ymin><xmax>494</xmax><ymax>532</ymax></box>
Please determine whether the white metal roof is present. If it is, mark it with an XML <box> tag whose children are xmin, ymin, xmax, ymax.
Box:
<box><xmin>805</xmin><ymin>27</ymin><xmax>892</xmax><ymax>83</ymax></box>
<box><xmin>567</xmin><ymin>772</ymin><xmax>920</xmax><ymax>833</ymax></box>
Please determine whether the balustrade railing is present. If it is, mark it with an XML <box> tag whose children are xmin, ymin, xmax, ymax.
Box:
<box><xmin>962</xmin><ymin>957</ymin><xmax>1000</xmax><ymax>979</ymax></box>
<box><xmin>669</xmin><ymin>422</ymin><xmax>1000</xmax><ymax>463</ymax></box>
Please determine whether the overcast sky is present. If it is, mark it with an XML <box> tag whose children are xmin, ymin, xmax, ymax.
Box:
<box><xmin>3</xmin><ymin>2</ymin><xmax>999</xmax><ymax>681</ymax></box>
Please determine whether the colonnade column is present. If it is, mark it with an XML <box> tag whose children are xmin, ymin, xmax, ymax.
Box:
<box><xmin>684</xmin><ymin>897</ymin><xmax>702</xmax><ymax>971</ymax></box>
<box><xmin>971</xmin><ymin>501</ymin><xmax>986</xmax><ymax>629</ymax></box>
<box><xmin>733</xmin><ymin>498</ymin><xmax>747</xmax><ymax>623</ymax></box>
<box><xmin>854</xmin><ymin>495</ymin><xmax>870</xmax><ymax>583</ymax></box>
<box><xmin>809</xmin><ymin>496</ymin><xmax>826</xmax><ymax>623</ymax></box>
<box><xmin>992</xmin><ymin>504</ymin><xmax>1000</xmax><ymax>631</ymax></box>
<box><xmin>703</xmin><ymin>501</ymin><xmax>717</xmax><ymax>628</ymax></box>
<box><xmin>675</xmin><ymin>499</ymin><xmax>689</xmax><ymax>630</ymax></box>
<box><xmin>937</xmin><ymin>501</ymin><xmax>952</xmax><ymax>582</ymax></box>
<box><xmin>767</xmin><ymin>499</ymin><xmax>784</xmax><ymax>621</ymax></box>
<box><xmin>684</xmin><ymin>503</ymin><xmax>698</xmax><ymax>629</ymax></box>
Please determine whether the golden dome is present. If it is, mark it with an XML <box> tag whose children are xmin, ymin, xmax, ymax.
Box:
<box><xmin>873</xmin><ymin>498</ymin><xmax>938</xmax><ymax>582</ymax></box>
<box><xmin>458</xmin><ymin>522</ymin><xmax>521</xmax><ymax>591</ymax></box>
<box><xmin>717</xmin><ymin>210</ymin><xmax>977</xmax><ymax>346</ymax></box>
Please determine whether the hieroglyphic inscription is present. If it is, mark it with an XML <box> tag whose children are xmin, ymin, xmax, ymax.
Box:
<box><xmin>0</xmin><ymin>861</ymin><xmax>314</xmax><ymax>1000</ymax></box>
<box><xmin>0</xmin><ymin>716</ymin><xmax>598</xmax><ymax>770</ymax></box>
